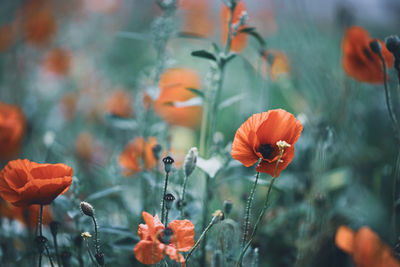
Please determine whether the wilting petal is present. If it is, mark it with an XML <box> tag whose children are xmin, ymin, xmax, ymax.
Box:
<box><xmin>134</xmin><ymin>240</ymin><xmax>165</xmax><ymax>265</ymax></box>
<box><xmin>168</xmin><ymin>219</ymin><xmax>195</xmax><ymax>251</ymax></box>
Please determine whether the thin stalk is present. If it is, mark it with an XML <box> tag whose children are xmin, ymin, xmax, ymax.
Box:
<box><xmin>44</xmin><ymin>245</ymin><xmax>55</xmax><ymax>267</ymax></box>
<box><xmin>200</xmin><ymin>174</ymin><xmax>211</xmax><ymax>267</ymax></box>
<box><xmin>84</xmin><ymin>238</ymin><xmax>98</xmax><ymax>266</ymax></box>
<box><xmin>160</xmin><ymin>172</ymin><xmax>170</xmax><ymax>224</ymax></box>
<box><xmin>91</xmin><ymin>216</ymin><xmax>100</xmax><ymax>254</ymax></box>
<box><xmin>186</xmin><ymin>216</ymin><xmax>215</xmax><ymax>263</ymax></box>
<box><xmin>38</xmin><ymin>204</ymin><xmax>43</xmax><ymax>267</ymax></box>
<box><xmin>180</xmin><ymin>174</ymin><xmax>189</xmax><ymax>219</ymax></box>
<box><xmin>165</xmin><ymin>209</ymin><xmax>170</xmax><ymax>226</ymax></box>
<box><xmin>52</xmin><ymin>232</ymin><xmax>61</xmax><ymax>267</ymax></box>
<box><xmin>378</xmin><ymin>53</ymin><xmax>400</xmax><ymax>138</ymax></box>
<box><xmin>235</xmin><ymin>151</ymin><xmax>283</xmax><ymax>267</ymax></box>
<box><xmin>241</xmin><ymin>172</ymin><xmax>260</xmax><ymax>249</ymax></box>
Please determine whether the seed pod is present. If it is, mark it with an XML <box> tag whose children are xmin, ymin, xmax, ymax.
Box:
<box><xmin>164</xmin><ymin>193</ymin><xmax>175</xmax><ymax>210</ymax></box>
<box><xmin>162</xmin><ymin>156</ymin><xmax>174</xmax><ymax>173</ymax></box>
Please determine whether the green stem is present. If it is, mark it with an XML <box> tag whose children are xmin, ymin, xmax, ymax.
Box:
<box><xmin>200</xmin><ymin>174</ymin><xmax>211</xmax><ymax>266</ymax></box>
<box><xmin>165</xmin><ymin>209</ymin><xmax>170</xmax><ymax>225</ymax></box>
<box><xmin>180</xmin><ymin>174</ymin><xmax>189</xmax><ymax>219</ymax></box>
<box><xmin>44</xmin><ymin>245</ymin><xmax>55</xmax><ymax>267</ymax></box>
<box><xmin>160</xmin><ymin>172</ymin><xmax>169</xmax><ymax>224</ymax></box>
<box><xmin>241</xmin><ymin>172</ymin><xmax>260</xmax><ymax>248</ymax></box>
<box><xmin>186</xmin><ymin>216</ymin><xmax>215</xmax><ymax>263</ymax></box>
<box><xmin>38</xmin><ymin>204</ymin><xmax>43</xmax><ymax>267</ymax></box>
<box><xmin>52</xmin><ymin>233</ymin><xmax>61</xmax><ymax>267</ymax></box>
<box><xmin>84</xmin><ymin>238</ymin><xmax>98</xmax><ymax>266</ymax></box>
<box><xmin>91</xmin><ymin>216</ymin><xmax>100</xmax><ymax>254</ymax></box>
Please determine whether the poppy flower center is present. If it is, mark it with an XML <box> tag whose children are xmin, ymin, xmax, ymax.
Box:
<box><xmin>159</xmin><ymin>227</ymin><xmax>174</xmax><ymax>244</ymax></box>
<box><xmin>258</xmin><ymin>144</ymin><xmax>274</xmax><ymax>159</ymax></box>
<box><xmin>363</xmin><ymin>47</ymin><xmax>373</xmax><ymax>61</ymax></box>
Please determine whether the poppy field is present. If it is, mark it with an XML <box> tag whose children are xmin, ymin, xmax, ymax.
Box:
<box><xmin>1</xmin><ymin>0</ymin><xmax>400</xmax><ymax>266</ymax></box>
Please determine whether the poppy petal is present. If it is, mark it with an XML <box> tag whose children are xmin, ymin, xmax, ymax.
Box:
<box><xmin>168</xmin><ymin>219</ymin><xmax>195</xmax><ymax>251</ymax></box>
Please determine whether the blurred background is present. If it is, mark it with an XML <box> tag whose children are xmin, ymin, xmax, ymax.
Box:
<box><xmin>0</xmin><ymin>0</ymin><xmax>400</xmax><ymax>266</ymax></box>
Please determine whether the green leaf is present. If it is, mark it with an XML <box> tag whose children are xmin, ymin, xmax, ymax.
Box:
<box><xmin>239</xmin><ymin>28</ymin><xmax>266</xmax><ymax>48</ymax></box>
<box><xmin>212</xmin><ymin>43</ymin><xmax>220</xmax><ymax>54</ymax></box>
<box><xmin>185</xmin><ymin>87</ymin><xmax>204</xmax><ymax>98</ymax></box>
<box><xmin>219</xmin><ymin>94</ymin><xmax>245</xmax><ymax>110</ymax></box>
<box><xmin>239</xmin><ymin>27</ymin><xmax>257</xmax><ymax>33</ymax></box>
<box><xmin>177</xmin><ymin>32</ymin><xmax>207</xmax><ymax>39</ymax></box>
<box><xmin>105</xmin><ymin>113</ymin><xmax>138</xmax><ymax>130</ymax></box>
<box><xmin>191</xmin><ymin>50</ymin><xmax>217</xmax><ymax>61</ymax></box>
<box><xmin>197</xmin><ymin>156</ymin><xmax>224</xmax><ymax>178</ymax></box>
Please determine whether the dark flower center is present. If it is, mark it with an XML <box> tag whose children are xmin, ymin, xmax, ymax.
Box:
<box><xmin>363</xmin><ymin>47</ymin><xmax>374</xmax><ymax>61</ymax></box>
<box><xmin>159</xmin><ymin>227</ymin><xmax>174</xmax><ymax>244</ymax></box>
<box><xmin>258</xmin><ymin>144</ymin><xmax>274</xmax><ymax>159</ymax></box>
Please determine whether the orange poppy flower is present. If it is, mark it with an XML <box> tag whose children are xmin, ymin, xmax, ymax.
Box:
<box><xmin>231</xmin><ymin>109</ymin><xmax>303</xmax><ymax>177</ymax></box>
<box><xmin>0</xmin><ymin>200</ymin><xmax>52</xmax><ymax>229</ymax></box>
<box><xmin>0</xmin><ymin>102</ymin><xmax>26</xmax><ymax>161</ymax></box>
<box><xmin>180</xmin><ymin>0</ymin><xmax>214</xmax><ymax>37</ymax></box>
<box><xmin>119</xmin><ymin>137</ymin><xmax>158</xmax><ymax>176</ymax></box>
<box><xmin>221</xmin><ymin>1</ymin><xmax>248</xmax><ymax>53</ymax></box>
<box><xmin>134</xmin><ymin>211</ymin><xmax>195</xmax><ymax>265</ymax></box>
<box><xmin>342</xmin><ymin>26</ymin><xmax>394</xmax><ymax>84</ymax></box>
<box><xmin>259</xmin><ymin>50</ymin><xmax>291</xmax><ymax>81</ymax></box>
<box><xmin>60</xmin><ymin>91</ymin><xmax>79</xmax><ymax>120</ymax></box>
<box><xmin>335</xmin><ymin>226</ymin><xmax>400</xmax><ymax>267</ymax></box>
<box><xmin>154</xmin><ymin>68</ymin><xmax>202</xmax><ymax>129</ymax></box>
<box><xmin>105</xmin><ymin>90</ymin><xmax>133</xmax><ymax>118</ymax></box>
<box><xmin>22</xmin><ymin>8</ymin><xmax>57</xmax><ymax>46</ymax></box>
<box><xmin>43</xmin><ymin>48</ymin><xmax>72</xmax><ymax>76</ymax></box>
<box><xmin>0</xmin><ymin>159</ymin><xmax>73</xmax><ymax>207</ymax></box>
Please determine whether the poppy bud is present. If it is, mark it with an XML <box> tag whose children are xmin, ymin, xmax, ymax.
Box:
<box><xmin>159</xmin><ymin>227</ymin><xmax>174</xmax><ymax>244</ymax></box>
<box><xmin>50</xmin><ymin>221</ymin><xmax>60</xmax><ymax>237</ymax></box>
<box><xmin>164</xmin><ymin>193</ymin><xmax>175</xmax><ymax>210</ymax></box>
<box><xmin>162</xmin><ymin>156</ymin><xmax>174</xmax><ymax>173</ymax></box>
<box><xmin>95</xmin><ymin>252</ymin><xmax>105</xmax><ymax>266</ymax></box>
<box><xmin>80</xmin><ymin>201</ymin><xmax>95</xmax><ymax>217</ymax></box>
<box><xmin>223</xmin><ymin>200</ymin><xmax>233</xmax><ymax>215</ymax></box>
<box><xmin>35</xmin><ymin>236</ymin><xmax>48</xmax><ymax>253</ymax></box>
<box><xmin>369</xmin><ymin>40</ymin><xmax>382</xmax><ymax>55</ymax></box>
<box><xmin>385</xmin><ymin>35</ymin><xmax>400</xmax><ymax>55</ymax></box>
<box><xmin>184</xmin><ymin>147</ymin><xmax>198</xmax><ymax>177</ymax></box>
<box><xmin>152</xmin><ymin>144</ymin><xmax>162</xmax><ymax>160</ymax></box>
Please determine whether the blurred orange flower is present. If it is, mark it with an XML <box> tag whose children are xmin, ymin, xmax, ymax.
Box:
<box><xmin>335</xmin><ymin>226</ymin><xmax>400</xmax><ymax>267</ymax></box>
<box><xmin>83</xmin><ymin>0</ymin><xmax>122</xmax><ymax>14</ymax></box>
<box><xmin>60</xmin><ymin>91</ymin><xmax>79</xmax><ymax>120</ymax></box>
<box><xmin>0</xmin><ymin>200</ymin><xmax>52</xmax><ymax>229</ymax></box>
<box><xmin>0</xmin><ymin>102</ymin><xmax>26</xmax><ymax>161</ymax></box>
<box><xmin>180</xmin><ymin>0</ymin><xmax>214</xmax><ymax>37</ymax></box>
<box><xmin>0</xmin><ymin>24</ymin><xmax>15</xmax><ymax>52</ymax></box>
<box><xmin>259</xmin><ymin>50</ymin><xmax>291</xmax><ymax>81</ymax></box>
<box><xmin>22</xmin><ymin>8</ymin><xmax>57</xmax><ymax>46</ymax></box>
<box><xmin>231</xmin><ymin>109</ymin><xmax>303</xmax><ymax>177</ymax></box>
<box><xmin>154</xmin><ymin>68</ymin><xmax>202</xmax><ymax>129</ymax></box>
<box><xmin>119</xmin><ymin>137</ymin><xmax>158</xmax><ymax>176</ymax></box>
<box><xmin>75</xmin><ymin>132</ymin><xmax>94</xmax><ymax>161</ymax></box>
<box><xmin>221</xmin><ymin>1</ymin><xmax>248</xmax><ymax>53</ymax></box>
<box><xmin>106</xmin><ymin>90</ymin><xmax>133</xmax><ymax>118</ymax></box>
<box><xmin>342</xmin><ymin>26</ymin><xmax>394</xmax><ymax>84</ymax></box>
<box><xmin>43</xmin><ymin>48</ymin><xmax>72</xmax><ymax>76</ymax></box>
<box><xmin>134</xmin><ymin>211</ymin><xmax>195</xmax><ymax>265</ymax></box>
<box><xmin>0</xmin><ymin>159</ymin><xmax>73</xmax><ymax>207</ymax></box>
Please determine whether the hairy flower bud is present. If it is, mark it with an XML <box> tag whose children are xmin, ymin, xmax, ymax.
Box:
<box><xmin>50</xmin><ymin>221</ymin><xmax>60</xmax><ymax>237</ymax></box>
<box><xmin>223</xmin><ymin>200</ymin><xmax>233</xmax><ymax>215</ymax></box>
<box><xmin>80</xmin><ymin>201</ymin><xmax>94</xmax><ymax>217</ymax></box>
<box><xmin>164</xmin><ymin>193</ymin><xmax>175</xmax><ymax>210</ymax></box>
<box><xmin>184</xmin><ymin>147</ymin><xmax>198</xmax><ymax>177</ymax></box>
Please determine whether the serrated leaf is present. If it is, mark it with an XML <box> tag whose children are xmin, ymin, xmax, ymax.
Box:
<box><xmin>197</xmin><ymin>156</ymin><xmax>224</xmax><ymax>178</ymax></box>
<box><xmin>191</xmin><ymin>50</ymin><xmax>217</xmax><ymax>61</ymax></box>
<box><xmin>185</xmin><ymin>88</ymin><xmax>204</xmax><ymax>98</ymax></box>
<box><xmin>219</xmin><ymin>94</ymin><xmax>245</xmax><ymax>110</ymax></box>
<box><xmin>86</xmin><ymin>186</ymin><xmax>124</xmax><ymax>202</ymax></box>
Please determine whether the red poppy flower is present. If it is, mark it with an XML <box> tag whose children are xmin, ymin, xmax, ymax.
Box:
<box><xmin>179</xmin><ymin>0</ymin><xmax>214</xmax><ymax>37</ymax></box>
<box><xmin>134</xmin><ymin>211</ymin><xmax>195</xmax><ymax>266</ymax></box>
<box><xmin>0</xmin><ymin>159</ymin><xmax>73</xmax><ymax>207</ymax></box>
<box><xmin>231</xmin><ymin>109</ymin><xmax>303</xmax><ymax>177</ymax></box>
<box><xmin>0</xmin><ymin>24</ymin><xmax>15</xmax><ymax>52</ymax></box>
<box><xmin>0</xmin><ymin>102</ymin><xmax>26</xmax><ymax>161</ymax></box>
<box><xmin>43</xmin><ymin>48</ymin><xmax>72</xmax><ymax>76</ymax></box>
<box><xmin>221</xmin><ymin>1</ymin><xmax>248</xmax><ymax>52</ymax></box>
<box><xmin>342</xmin><ymin>26</ymin><xmax>394</xmax><ymax>84</ymax></box>
<box><xmin>0</xmin><ymin>200</ymin><xmax>53</xmax><ymax>229</ymax></box>
<box><xmin>119</xmin><ymin>137</ymin><xmax>158</xmax><ymax>176</ymax></box>
<box><xmin>154</xmin><ymin>68</ymin><xmax>202</xmax><ymax>129</ymax></box>
<box><xmin>335</xmin><ymin>226</ymin><xmax>400</xmax><ymax>267</ymax></box>
<box><xmin>22</xmin><ymin>8</ymin><xmax>57</xmax><ymax>46</ymax></box>
<box><xmin>105</xmin><ymin>90</ymin><xmax>133</xmax><ymax>118</ymax></box>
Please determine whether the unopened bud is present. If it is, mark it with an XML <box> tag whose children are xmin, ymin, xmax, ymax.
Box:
<box><xmin>152</xmin><ymin>144</ymin><xmax>162</xmax><ymax>160</ymax></box>
<box><xmin>164</xmin><ymin>193</ymin><xmax>175</xmax><ymax>210</ymax></box>
<box><xmin>95</xmin><ymin>252</ymin><xmax>105</xmax><ymax>266</ymax></box>
<box><xmin>223</xmin><ymin>200</ymin><xmax>233</xmax><ymax>215</ymax></box>
<box><xmin>184</xmin><ymin>147</ymin><xmax>198</xmax><ymax>177</ymax></box>
<box><xmin>369</xmin><ymin>40</ymin><xmax>381</xmax><ymax>54</ymax></box>
<box><xmin>80</xmin><ymin>201</ymin><xmax>94</xmax><ymax>217</ymax></box>
<box><xmin>162</xmin><ymin>156</ymin><xmax>174</xmax><ymax>173</ymax></box>
<box><xmin>50</xmin><ymin>221</ymin><xmax>60</xmax><ymax>237</ymax></box>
